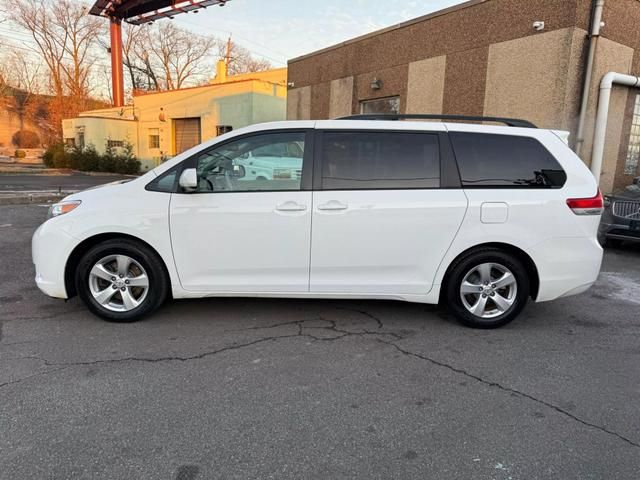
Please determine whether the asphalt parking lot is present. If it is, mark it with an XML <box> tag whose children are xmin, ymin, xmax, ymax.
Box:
<box><xmin>0</xmin><ymin>173</ymin><xmax>133</xmax><ymax>192</ymax></box>
<box><xmin>1</xmin><ymin>204</ymin><xmax>639</xmax><ymax>480</ymax></box>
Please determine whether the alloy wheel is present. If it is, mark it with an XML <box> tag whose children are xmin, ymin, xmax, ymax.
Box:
<box><xmin>459</xmin><ymin>262</ymin><xmax>518</xmax><ymax>319</ymax></box>
<box><xmin>88</xmin><ymin>254</ymin><xmax>149</xmax><ymax>312</ymax></box>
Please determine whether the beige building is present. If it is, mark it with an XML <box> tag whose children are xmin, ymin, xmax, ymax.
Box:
<box><xmin>287</xmin><ymin>0</ymin><xmax>640</xmax><ymax>194</ymax></box>
<box><xmin>63</xmin><ymin>63</ymin><xmax>288</xmax><ymax>171</ymax></box>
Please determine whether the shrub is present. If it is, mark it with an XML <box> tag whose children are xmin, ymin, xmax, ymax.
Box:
<box><xmin>78</xmin><ymin>145</ymin><xmax>100</xmax><ymax>172</ymax></box>
<box><xmin>43</xmin><ymin>143</ymin><xmax>69</xmax><ymax>168</ymax></box>
<box><xmin>43</xmin><ymin>141</ymin><xmax>140</xmax><ymax>174</ymax></box>
<box><xmin>12</xmin><ymin>130</ymin><xmax>40</xmax><ymax>148</ymax></box>
<box><xmin>15</xmin><ymin>149</ymin><xmax>26</xmax><ymax>159</ymax></box>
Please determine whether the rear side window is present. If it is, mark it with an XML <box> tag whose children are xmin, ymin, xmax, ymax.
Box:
<box><xmin>321</xmin><ymin>131</ymin><xmax>440</xmax><ymax>190</ymax></box>
<box><xmin>449</xmin><ymin>132</ymin><xmax>567</xmax><ymax>188</ymax></box>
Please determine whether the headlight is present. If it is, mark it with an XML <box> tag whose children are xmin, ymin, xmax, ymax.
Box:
<box><xmin>47</xmin><ymin>200</ymin><xmax>82</xmax><ymax>219</ymax></box>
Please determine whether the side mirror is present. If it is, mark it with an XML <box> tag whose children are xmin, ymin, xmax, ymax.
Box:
<box><xmin>231</xmin><ymin>164</ymin><xmax>245</xmax><ymax>178</ymax></box>
<box><xmin>178</xmin><ymin>168</ymin><xmax>198</xmax><ymax>192</ymax></box>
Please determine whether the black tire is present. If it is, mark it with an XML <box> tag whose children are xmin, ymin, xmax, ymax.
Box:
<box><xmin>75</xmin><ymin>238</ymin><xmax>169</xmax><ymax>322</ymax></box>
<box><xmin>444</xmin><ymin>248</ymin><xmax>530</xmax><ymax>329</ymax></box>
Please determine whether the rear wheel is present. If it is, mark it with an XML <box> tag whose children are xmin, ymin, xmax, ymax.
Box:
<box><xmin>445</xmin><ymin>248</ymin><xmax>530</xmax><ymax>329</ymax></box>
<box><xmin>75</xmin><ymin>239</ymin><xmax>169</xmax><ymax>322</ymax></box>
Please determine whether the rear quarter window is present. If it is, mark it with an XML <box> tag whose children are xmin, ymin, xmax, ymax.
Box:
<box><xmin>449</xmin><ymin>132</ymin><xmax>567</xmax><ymax>188</ymax></box>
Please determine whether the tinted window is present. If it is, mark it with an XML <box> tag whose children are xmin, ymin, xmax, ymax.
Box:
<box><xmin>450</xmin><ymin>132</ymin><xmax>566</xmax><ymax>188</ymax></box>
<box><xmin>321</xmin><ymin>131</ymin><xmax>440</xmax><ymax>190</ymax></box>
<box><xmin>195</xmin><ymin>132</ymin><xmax>305</xmax><ymax>192</ymax></box>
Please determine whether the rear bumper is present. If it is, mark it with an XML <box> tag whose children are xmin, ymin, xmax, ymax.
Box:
<box><xmin>529</xmin><ymin>236</ymin><xmax>603</xmax><ymax>302</ymax></box>
<box><xmin>32</xmin><ymin>220</ymin><xmax>78</xmax><ymax>299</ymax></box>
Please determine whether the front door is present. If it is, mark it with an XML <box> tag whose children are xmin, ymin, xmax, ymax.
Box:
<box><xmin>310</xmin><ymin>129</ymin><xmax>468</xmax><ymax>295</ymax></box>
<box><xmin>170</xmin><ymin>130</ymin><xmax>313</xmax><ymax>292</ymax></box>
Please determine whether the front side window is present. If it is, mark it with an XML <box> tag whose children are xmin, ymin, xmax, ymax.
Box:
<box><xmin>195</xmin><ymin>132</ymin><xmax>305</xmax><ymax>193</ymax></box>
<box><xmin>450</xmin><ymin>132</ymin><xmax>567</xmax><ymax>188</ymax></box>
<box><xmin>321</xmin><ymin>131</ymin><xmax>440</xmax><ymax>190</ymax></box>
<box><xmin>624</xmin><ymin>94</ymin><xmax>640</xmax><ymax>175</ymax></box>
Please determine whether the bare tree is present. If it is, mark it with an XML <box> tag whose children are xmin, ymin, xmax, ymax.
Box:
<box><xmin>52</xmin><ymin>0</ymin><xmax>105</xmax><ymax>101</ymax></box>
<box><xmin>217</xmin><ymin>39</ymin><xmax>272</xmax><ymax>76</ymax></box>
<box><xmin>7</xmin><ymin>0</ymin><xmax>105</xmax><ymax>136</ymax></box>
<box><xmin>2</xmin><ymin>49</ymin><xmax>42</xmax><ymax>130</ymax></box>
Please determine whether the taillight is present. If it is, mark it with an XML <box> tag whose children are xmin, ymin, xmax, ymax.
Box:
<box><xmin>566</xmin><ymin>190</ymin><xmax>604</xmax><ymax>215</ymax></box>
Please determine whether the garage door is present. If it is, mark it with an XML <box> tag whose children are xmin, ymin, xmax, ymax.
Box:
<box><xmin>174</xmin><ymin>118</ymin><xmax>202</xmax><ymax>154</ymax></box>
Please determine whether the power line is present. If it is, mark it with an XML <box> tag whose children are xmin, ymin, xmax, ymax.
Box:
<box><xmin>0</xmin><ymin>34</ymin><xmax>114</xmax><ymax>69</ymax></box>
<box><xmin>171</xmin><ymin>16</ymin><xmax>289</xmax><ymax>65</ymax></box>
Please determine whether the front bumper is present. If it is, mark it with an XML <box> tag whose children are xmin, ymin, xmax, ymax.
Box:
<box><xmin>32</xmin><ymin>220</ymin><xmax>79</xmax><ymax>299</ymax></box>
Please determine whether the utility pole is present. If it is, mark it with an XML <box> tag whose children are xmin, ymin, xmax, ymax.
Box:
<box><xmin>225</xmin><ymin>36</ymin><xmax>232</xmax><ymax>76</ymax></box>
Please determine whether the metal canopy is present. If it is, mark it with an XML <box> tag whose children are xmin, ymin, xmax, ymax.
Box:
<box><xmin>90</xmin><ymin>0</ymin><xmax>230</xmax><ymax>25</ymax></box>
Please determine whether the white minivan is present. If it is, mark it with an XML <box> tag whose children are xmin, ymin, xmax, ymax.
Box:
<box><xmin>32</xmin><ymin>115</ymin><xmax>604</xmax><ymax>328</ymax></box>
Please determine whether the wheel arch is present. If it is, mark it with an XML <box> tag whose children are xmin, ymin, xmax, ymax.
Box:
<box><xmin>64</xmin><ymin>233</ymin><xmax>172</xmax><ymax>299</ymax></box>
<box><xmin>439</xmin><ymin>242</ymin><xmax>540</xmax><ymax>301</ymax></box>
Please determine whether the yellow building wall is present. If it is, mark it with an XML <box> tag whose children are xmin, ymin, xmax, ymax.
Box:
<box><xmin>62</xmin><ymin>117</ymin><xmax>138</xmax><ymax>156</ymax></box>
<box><xmin>64</xmin><ymin>68</ymin><xmax>288</xmax><ymax>172</ymax></box>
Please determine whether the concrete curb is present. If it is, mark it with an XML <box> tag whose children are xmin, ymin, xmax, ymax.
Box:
<box><xmin>0</xmin><ymin>192</ymin><xmax>75</xmax><ymax>206</ymax></box>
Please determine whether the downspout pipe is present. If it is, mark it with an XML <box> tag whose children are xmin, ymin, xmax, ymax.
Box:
<box><xmin>575</xmin><ymin>0</ymin><xmax>605</xmax><ymax>156</ymax></box>
<box><xmin>590</xmin><ymin>72</ymin><xmax>640</xmax><ymax>183</ymax></box>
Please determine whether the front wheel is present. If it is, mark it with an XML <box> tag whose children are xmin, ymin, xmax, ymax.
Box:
<box><xmin>75</xmin><ymin>239</ymin><xmax>169</xmax><ymax>322</ymax></box>
<box><xmin>444</xmin><ymin>249</ymin><xmax>530</xmax><ymax>329</ymax></box>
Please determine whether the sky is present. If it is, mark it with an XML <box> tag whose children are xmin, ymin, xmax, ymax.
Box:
<box><xmin>172</xmin><ymin>0</ymin><xmax>467</xmax><ymax>66</ymax></box>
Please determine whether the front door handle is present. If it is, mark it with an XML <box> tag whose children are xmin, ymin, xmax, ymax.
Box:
<box><xmin>276</xmin><ymin>201</ymin><xmax>307</xmax><ymax>212</ymax></box>
<box><xmin>317</xmin><ymin>200</ymin><xmax>348</xmax><ymax>211</ymax></box>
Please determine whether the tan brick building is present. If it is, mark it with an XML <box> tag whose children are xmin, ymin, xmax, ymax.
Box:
<box><xmin>286</xmin><ymin>0</ymin><xmax>640</xmax><ymax>194</ymax></box>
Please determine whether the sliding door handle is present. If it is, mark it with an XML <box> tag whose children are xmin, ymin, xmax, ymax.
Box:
<box><xmin>317</xmin><ymin>200</ymin><xmax>348</xmax><ymax>211</ymax></box>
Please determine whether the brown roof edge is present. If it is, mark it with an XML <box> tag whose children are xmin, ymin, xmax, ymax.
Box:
<box><xmin>74</xmin><ymin>115</ymin><xmax>137</xmax><ymax>122</ymax></box>
<box><xmin>288</xmin><ymin>0</ymin><xmax>487</xmax><ymax>64</ymax></box>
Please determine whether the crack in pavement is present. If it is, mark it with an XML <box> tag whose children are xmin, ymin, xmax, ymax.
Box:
<box><xmin>3</xmin><ymin>308</ymin><xmax>638</xmax><ymax>450</ymax></box>
<box><xmin>378</xmin><ymin>339</ymin><xmax>640</xmax><ymax>449</ymax></box>
<box><xmin>0</xmin><ymin>366</ymin><xmax>73</xmax><ymax>390</ymax></box>
<box><xmin>0</xmin><ymin>318</ymin><xmax>401</xmax><ymax>388</ymax></box>
<box><xmin>227</xmin><ymin>316</ymin><xmax>402</xmax><ymax>340</ymax></box>
<box><xmin>334</xmin><ymin>307</ymin><xmax>384</xmax><ymax>329</ymax></box>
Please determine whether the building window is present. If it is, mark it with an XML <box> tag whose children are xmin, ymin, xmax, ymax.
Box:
<box><xmin>149</xmin><ymin>128</ymin><xmax>160</xmax><ymax>149</ymax></box>
<box><xmin>64</xmin><ymin>138</ymin><xmax>75</xmax><ymax>147</ymax></box>
<box><xmin>216</xmin><ymin>125</ymin><xmax>233</xmax><ymax>136</ymax></box>
<box><xmin>625</xmin><ymin>94</ymin><xmax>640</xmax><ymax>175</ymax></box>
<box><xmin>360</xmin><ymin>96</ymin><xmax>400</xmax><ymax>115</ymax></box>
<box><xmin>77</xmin><ymin>133</ymin><xmax>85</xmax><ymax>149</ymax></box>
<box><xmin>107</xmin><ymin>140</ymin><xmax>124</xmax><ymax>149</ymax></box>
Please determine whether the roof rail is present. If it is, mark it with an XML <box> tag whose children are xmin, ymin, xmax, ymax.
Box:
<box><xmin>337</xmin><ymin>114</ymin><xmax>537</xmax><ymax>128</ymax></box>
